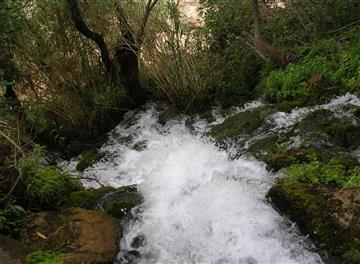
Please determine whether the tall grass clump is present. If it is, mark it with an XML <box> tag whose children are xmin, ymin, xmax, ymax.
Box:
<box><xmin>140</xmin><ymin>1</ymin><xmax>215</xmax><ymax>111</ymax></box>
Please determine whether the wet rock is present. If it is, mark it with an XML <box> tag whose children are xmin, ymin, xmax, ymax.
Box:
<box><xmin>130</xmin><ymin>234</ymin><xmax>146</xmax><ymax>249</ymax></box>
<box><xmin>209</xmin><ymin>106</ymin><xmax>276</xmax><ymax>141</ymax></box>
<box><xmin>262</xmin><ymin>148</ymin><xmax>315</xmax><ymax>171</ymax></box>
<box><xmin>20</xmin><ymin>208</ymin><xmax>119</xmax><ymax>264</ymax></box>
<box><xmin>132</xmin><ymin>140</ymin><xmax>148</xmax><ymax>151</ymax></box>
<box><xmin>65</xmin><ymin>186</ymin><xmax>116</xmax><ymax>209</ymax></box>
<box><xmin>158</xmin><ymin>107</ymin><xmax>180</xmax><ymax>125</ymax></box>
<box><xmin>76</xmin><ymin>149</ymin><xmax>105</xmax><ymax>171</ymax></box>
<box><xmin>66</xmin><ymin>186</ymin><xmax>143</xmax><ymax>219</ymax></box>
<box><xmin>97</xmin><ymin>186</ymin><xmax>143</xmax><ymax>218</ymax></box>
<box><xmin>267</xmin><ymin>180</ymin><xmax>360</xmax><ymax>258</ymax></box>
<box><xmin>295</xmin><ymin>109</ymin><xmax>346</xmax><ymax>135</ymax></box>
<box><xmin>0</xmin><ymin>234</ymin><xmax>30</xmax><ymax>264</ymax></box>
<box><xmin>246</xmin><ymin>135</ymin><xmax>282</xmax><ymax>159</ymax></box>
<box><xmin>117</xmin><ymin>249</ymin><xmax>141</xmax><ymax>263</ymax></box>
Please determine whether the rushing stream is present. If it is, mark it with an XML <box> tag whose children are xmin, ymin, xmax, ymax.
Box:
<box><xmin>61</xmin><ymin>94</ymin><xmax>360</xmax><ymax>264</ymax></box>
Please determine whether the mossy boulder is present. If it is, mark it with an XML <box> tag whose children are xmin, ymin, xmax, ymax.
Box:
<box><xmin>209</xmin><ymin>106</ymin><xmax>276</xmax><ymax>142</ymax></box>
<box><xmin>64</xmin><ymin>187</ymin><xmax>116</xmax><ymax>209</ymax></box>
<box><xmin>267</xmin><ymin>180</ymin><xmax>360</xmax><ymax>259</ymax></box>
<box><xmin>132</xmin><ymin>140</ymin><xmax>148</xmax><ymax>151</ymax></box>
<box><xmin>158</xmin><ymin>107</ymin><xmax>180</xmax><ymax>125</ymax></box>
<box><xmin>76</xmin><ymin>149</ymin><xmax>105</xmax><ymax>172</ymax></box>
<box><xmin>66</xmin><ymin>186</ymin><xmax>143</xmax><ymax>219</ymax></box>
<box><xmin>20</xmin><ymin>208</ymin><xmax>119</xmax><ymax>264</ymax></box>
<box><xmin>262</xmin><ymin>148</ymin><xmax>315</xmax><ymax>171</ymax></box>
<box><xmin>332</xmin><ymin>124</ymin><xmax>360</xmax><ymax>150</ymax></box>
<box><xmin>294</xmin><ymin>109</ymin><xmax>359</xmax><ymax>161</ymax></box>
<box><xmin>97</xmin><ymin>186</ymin><xmax>143</xmax><ymax>218</ymax></box>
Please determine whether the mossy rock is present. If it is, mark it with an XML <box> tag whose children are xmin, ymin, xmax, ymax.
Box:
<box><xmin>199</xmin><ymin>110</ymin><xmax>216</xmax><ymax>123</ymax></box>
<box><xmin>97</xmin><ymin>186</ymin><xmax>143</xmax><ymax>218</ymax></box>
<box><xmin>132</xmin><ymin>141</ymin><xmax>147</xmax><ymax>151</ymax></box>
<box><xmin>158</xmin><ymin>108</ymin><xmax>180</xmax><ymax>125</ymax></box>
<box><xmin>267</xmin><ymin>180</ymin><xmax>360</xmax><ymax>258</ymax></box>
<box><xmin>65</xmin><ymin>186</ymin><xmax>142</xmax><ymax>219</ymax></box>
<box><xmin>64</xmin><ymin>187</ymin><xmax>116</xmax><ymax>209</ymax></box>
<box><xmin>209</xmin><ymin>106</ymin><xmax>276</xmax><ymax>141</ymax></box>
<box><xmin>332</xmin><ymin>124</ymin><xmax>360</xmax><ymax>150</ymax></box>
<box><xmin>295</xmin><ymin>109</ymin><xmax>344</xmax><ymax>134</ymax></box>
<box><xmin>262</xmin><ymin>148</ymin><xmax>316</xmax><ymax>171</ymax></box>
<box><xmin>76</xmin><ymin>149</ymin><xmax>105</xmax><ymax>172</ymax></box>
<box><xmin>275</xmin><ymin>101</ymin><xmax>305</xmax><ymax>113</ymax></box>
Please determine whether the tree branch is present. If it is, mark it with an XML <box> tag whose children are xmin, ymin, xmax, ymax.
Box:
<box><xmin>66</xmin><ymin>0</ymin><xmax>114</xmax><ymax>75</ymax></box>
<box><xmin>137</xmin><ymin>0</ymin><xmax>159</xmax><ymax>47</ymax></box>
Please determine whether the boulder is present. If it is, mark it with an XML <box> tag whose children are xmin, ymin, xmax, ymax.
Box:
<box><xmin>96</xmin><ymin>186</ymin><xmax>143</xmax><ymax>218</ymax></box>
<box><xmin>66</xmin><ymin>186</ymin><xmax>143</xmax><ymax>219</ymax></box>
<box><xmin>20</xmin><ymin>208</ymin><xmax>119</xmax><ymax>264</ymax></box>
<box><xmin>209</xmin><ymin>106</ymin><xmax>276</xmax><ymax>142</ymax></box>
<box><xmin>76</xmin><ymin>149</ymin><xmax>105</xmax><ymax>172</ymax></box>
<box><xmin>267</xmin><ymin>180</ymin><xmax>360</xmax><ymax>260</ymax></box>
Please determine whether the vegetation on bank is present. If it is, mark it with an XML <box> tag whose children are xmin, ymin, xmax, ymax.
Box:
<box><xmin>1</xmin><ymin>0</ymin><xmax>360</xmax><ymax>262</ymax></box>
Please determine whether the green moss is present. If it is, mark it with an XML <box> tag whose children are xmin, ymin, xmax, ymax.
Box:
<box><xmin>158</xmin><ymin>108</ymin><xmax>180</xmax><ymax>125</ymax></box>
<box><xmin>76</xmin><ymin>149</ymin><xmax>105</xmax><ymax>172</ymax></box>
<box><xmin>25</xmin><ymin>250</ymin><xmax>66</xmax><ymax>264</ymax></box>
<box><xmin>65</xmin><ymin>186</ymin><xmax>142</xmax><ymax>218</ymax></box>
<box><xmin>275</xmin><ymin>101</ymin><xmax>305</xmax><ymax>112</ymax></box>
<box><xmin>262</xmin><ymin>148</ymin><xmax>315</xmax><ymax>171</ymax></box>
<box><xmin>209</xmin><ymin>106</ymin><xmax>275</xmax><ymax>141</ymax></box>
<box><xmin>100</xmin><ymin>186</ymin><xmax>143</xmax><ymax>218</ymax></box>
<box><xmin>343</xmin><ymin>240</ymin><xmax>360</xmax><ymax>263</ymax></box>
<box><xmin>332</xmin><ymin>124</ymin><xmax>360</xmax><ymax>149</ymax></box>
<box><xmin>199</xmin><ymin>110</ymin><xmax>216</xmax><ymax>123</ymax></box>
<box><xmin>65</xmin><ymin>187</ymin><xmax>115</xmax><ymax>209</ymax></box>
<box><xmin>267</xmin><ymin>181</ymin><xmax>353</xmax><ymax>256</ymax></box>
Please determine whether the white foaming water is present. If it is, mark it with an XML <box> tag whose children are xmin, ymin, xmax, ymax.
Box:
<box><xmin>66</xmin><ymin>105</ymin><xmax>324</xmax><ymax>264</ymax></box>
<box><xmin>269</xmin><ymin>93</ymin><xmax>360</xmax><ymax>132</ymax></box>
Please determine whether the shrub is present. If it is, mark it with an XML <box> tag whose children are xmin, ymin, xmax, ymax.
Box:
<box><xmin>257</xmin><ymin>33</ymin><xmax>360</xmax><ymax>103</ymax></box>
<box><xmin>0</xmin><ymin>204</ymin><xmax>27</xmax><ymax>238</ymax></box>
<box><xmin>25</xmin><ymin>250</ymin><xmax>66</xmax><ymax>264</ymax></box>
<box><xmin>285</xmin><ymin>156</ymin><xmax>359</xmax><ymax>187</ymax></box>
<box><xmin>26</xmin><ymin>166</ymin><xmax>82</xmax><ymax>208</ymax></box>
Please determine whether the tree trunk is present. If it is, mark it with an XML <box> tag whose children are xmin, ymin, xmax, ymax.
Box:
<box><xmin>251</xmin><ymin>0</ymin><xmax>288</xmax><ymax>65</ymax></box>
<box><xmin>66</xmin><ymin>0</ymin><xmax>147</xmax><ymax>106</ymax></box>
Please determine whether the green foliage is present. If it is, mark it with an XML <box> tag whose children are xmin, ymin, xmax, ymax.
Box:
<box><xmin>0</xmin><ymin>204</ymin><xmax>27</xmax><ymax>238</ymax></box>
<box><xmin>15</xmin><ymin>146</ymin><xmax>82</xmax><ymax>208</ymax></box>
<box><xmin>286</xmin><ymin>155</ymin><xmax>360</xmax><ymax>187</ymax></box>
<box><xmin>258</xmin><ymin>34</ymin><xmax>360</xmax><ymax>103</ymax></box>
<box><xmin>26</xmin><ymin>166</ymin><xmax>82</xmax><ymax>208</ymax></box>
<box><xmin>343</xmin><ymin>239</ymin><xmax>360</xmax><ymax>264</ymax></box>
<box><xmin>199</xmin><ymin>0</ymin><xmax>259</xmax><ymax>106</ymax></box>
<box><xmin>25</xmin><ymin>250</ymin><xmax>66</xmax><ymax>264</ymax></box>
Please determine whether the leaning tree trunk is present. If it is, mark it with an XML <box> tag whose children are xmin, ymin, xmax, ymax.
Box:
<box><xmin>251</xmin><ymin>0</ymin><xmax>288</xmax><ymax>65</ymax></box>
<box><xmin>66</xmin><ymin>0</ymin><xmax>147</xmax><ymax>106</ymax></box>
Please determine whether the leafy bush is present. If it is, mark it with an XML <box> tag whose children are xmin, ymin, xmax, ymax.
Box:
<box><xmin>258</xmin><ymin>33</ymin><xmax>360</xmax><ymax>103</ymax></box>
<box><xmin>15</xmin><ymin>146</ymin><xmax>82</xmax><ymax>208</ymax></box>
<box><xmin>25</xmin><ymin>250</ymin><xmax>66</xmax><ymax>264</ymax></box>
<box><xmin>26</xmin><ymin>166</ymin><xmax>82</xmax><ymax>208</ymax></box>
<box><xmin>343</xmin><ymin>239</ymin><xmax>360</xmax><ymax>264</ymax></box>
<box><xmin>285</xmin><ymin>156</ymin><xmax>360</xmax><ymax>187</ymax></box>
<box><xmin>0</xmin><ymin>204</ymin><xmax>27</xmax><ymax>238</ymax></box>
